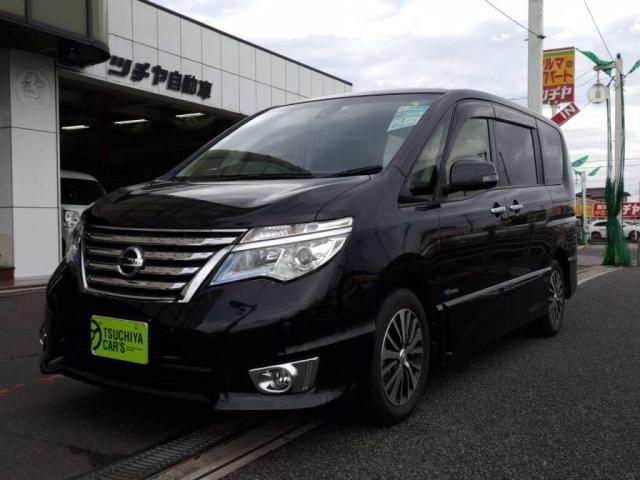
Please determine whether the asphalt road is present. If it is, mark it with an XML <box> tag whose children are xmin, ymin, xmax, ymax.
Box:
<box><xmin>0</xmin><ymin>292</ymin><xmax>226</xmax><ymax>480</ymax></box>
<box><xmin>227</xmin><ymin>267</ymin><xmax>640</xmax><ymax>480</ymax></box>
<box><xmin>1</xmin><ymin>257</ymin><xmax>639</xmax><ymax>479</ymax></box>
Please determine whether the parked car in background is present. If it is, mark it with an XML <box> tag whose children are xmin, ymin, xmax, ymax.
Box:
<box><xmin>587</xmin><ymin>219</ymin><xmax>639</xmax><ymax>241</ymax></box>
<box><xmin>588</xmin><ymin>220</ymin><xmax>607</xmax><ymax>240</ymax></box>
<box><xmin>60</xmin><ymin>170</ymin><xmax>106</xmax><ymax>251</ymax></box>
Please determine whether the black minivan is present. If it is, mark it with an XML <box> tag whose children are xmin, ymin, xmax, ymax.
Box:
<box><xmin>41</xmin><ymin>89</ymin><xmax>577</xmax><ymax>424</ymax></box>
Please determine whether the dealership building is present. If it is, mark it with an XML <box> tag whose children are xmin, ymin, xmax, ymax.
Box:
<box><xmin>0</xmin><ymin>0</ymin><xmax>352</xmax><ymax>283</ymax></box>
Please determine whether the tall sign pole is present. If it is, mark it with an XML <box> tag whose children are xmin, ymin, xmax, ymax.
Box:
<box><xmin>528</xmin><ymin>0</ymin><xmax>544</xmax><ymax>114</ymax></box>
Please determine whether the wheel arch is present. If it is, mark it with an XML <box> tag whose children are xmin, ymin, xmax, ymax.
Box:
<box><xmin>551</xmin><ymin>247</ymin><xmax>573</xmax><ymax>299</ymax></box>
<box><xmin>372</xmin><ymin>254</ymin><xmax>444</xmax><ymax>363</ymax></box>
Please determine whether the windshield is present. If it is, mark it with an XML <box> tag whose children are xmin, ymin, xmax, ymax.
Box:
<box><xmin>173</xmin><ymin>94</ymin><xmax>439</xmax><ymax>180</ymax></box>
<box><xmin>61</xmin><ymin>178</ymin><xmax>106</xmax><ymax>205</ymax></box>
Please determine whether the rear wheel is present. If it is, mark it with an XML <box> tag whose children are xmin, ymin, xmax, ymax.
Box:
<box><xmin>629</xmin><ymin>231</ymin><xmax>638</xmax><ymax>242</ymax></box>
<box><xmin>591</xmin><ymin>232</ymin><xmax>602</xmax><ymax>240</ymax></box>
<box><xmin>535</xmin><ymin>260</ymin><xmax>566</xmax><ymax>336</ymax></box>
<box><xmin>365</xmin><ymin>289</ymin><xmax>430</xmax><ymax>425</ymax></box>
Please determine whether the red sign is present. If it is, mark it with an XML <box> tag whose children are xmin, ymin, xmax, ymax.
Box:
<box><xmin>551</xmin><ymin>102</ymin><xmax>580</xmax><ymax>126</ymax></box>
<box><xmin>543</xmin><ymin>47</ymin><xmax>575</xmax><ymax>104</ymax></box>
<box><xmin>593</xmin><ymin>202</ymin><xmax>640</xmax><ymax>217</ymax></box>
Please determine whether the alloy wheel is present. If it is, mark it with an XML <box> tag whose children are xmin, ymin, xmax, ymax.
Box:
<box><xmin>381</xmin><ymin>308</ymin><xmax>424</xmax><ymax>406</ymax></box>
<box><xmin>548</xmin><ymin>270</ymin><xmax>564</xmax><ymax>328</ymax></box>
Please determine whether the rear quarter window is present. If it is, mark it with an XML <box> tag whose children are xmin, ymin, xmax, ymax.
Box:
<box><xmin>538</xmin><ymin>122</ymin><xmax>564</xmax><ymax>185</ymax></box>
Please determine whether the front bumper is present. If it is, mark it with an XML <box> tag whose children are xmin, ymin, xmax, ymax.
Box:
<box><xmin>40</xmin><ymin>263</ymin><xmax>375</xmax><ymax>410</ymax></box>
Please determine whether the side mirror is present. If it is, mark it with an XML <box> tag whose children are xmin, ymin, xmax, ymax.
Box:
<box><xmin>446</xmin><ymin>159</ymin><xmax>498</xmax><ymax>193</ymax></box>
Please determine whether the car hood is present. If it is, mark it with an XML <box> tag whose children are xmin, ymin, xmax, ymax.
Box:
<box><xmin>86</xmin><ymin>177</ymin><xmax>369</xmax><ymax>229</ymax></box>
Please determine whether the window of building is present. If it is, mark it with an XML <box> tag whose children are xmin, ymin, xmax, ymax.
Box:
<box><xmin>494</xmin><ymin>121</ymin><xmax>537</xmax><ymax>186</ymax></box>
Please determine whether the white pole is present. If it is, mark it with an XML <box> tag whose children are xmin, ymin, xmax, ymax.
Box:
<box><xmin>527</xmin><ymin>0</ymin><xmax>544</xmax><ymax>114</ymax></box>
<box><xmin>614</xmin><ymin>54</ymin><xmax>624</xmax><ymax>226</ymax></box>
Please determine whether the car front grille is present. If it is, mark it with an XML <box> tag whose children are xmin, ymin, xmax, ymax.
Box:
<box><xmin>81</xmin><ymin>225</ymin><xmax>246</xmax><ymax>302</ymax></box>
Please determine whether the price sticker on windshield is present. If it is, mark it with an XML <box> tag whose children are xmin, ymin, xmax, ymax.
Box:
<box><xmin>387</xmin><ymin>104</ymin><xmax>429</xmax><ymax>132</ymax></box>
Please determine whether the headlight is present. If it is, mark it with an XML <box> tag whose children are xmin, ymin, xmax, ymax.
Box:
<box><xmin>211</xmin><ymin>217</ymin><xmax>353</xmax><ymax>284</ymax></box>
<box><xmin>65</xmin><ymin>220</ymin><xmax>84</xmax><ymax>268</ymax></box>
<box><xmin>63</xmin><ymin>210</ymin><xmax>80</xmax><ymax>229</ymax></box>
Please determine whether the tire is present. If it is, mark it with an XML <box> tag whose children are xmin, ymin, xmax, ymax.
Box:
<box><xmin>591</xmin><ymin>232</ymin><xmax>602</xmax><ymax>240</ymax></box>
<box><xmin>365</xmin><ymin>288</ymin><xmax>430</xmax><ymax>425</ymax></box>
<box><xmin>535</xmin><ymin>260</ymin><xmax>566</xmax><ymax>337</ymax></box>
<box><xmin>629</xmin><ymin>231</ymin><xmax>638</xmax><ymax>242</ymax></box>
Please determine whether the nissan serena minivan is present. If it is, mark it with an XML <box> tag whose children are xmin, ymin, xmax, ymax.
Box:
<box><xmin>41</xmin><ymin>89</ymin><xmax>577</xmax><ymax>424</ymax></box>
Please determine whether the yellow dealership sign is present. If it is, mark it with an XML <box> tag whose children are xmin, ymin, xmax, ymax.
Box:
<box><xmin>543</xmin><ymin>47</ymin><xmax>575</xmax><ymax>105</ymax></box>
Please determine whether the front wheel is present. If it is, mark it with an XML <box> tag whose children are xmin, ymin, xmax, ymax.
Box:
<box><xmin>591</xmin><ymin>232</ymin><xmax>602</xmax><ymax>240</ymax></box>
<box><xmin>629</xmin><ymin>231</ymin><xmax>638</xmax><ymax>242</ymax></box>
<box><xmin>534</xmin><ymin>260</ymin><xmax>566</xmax><ymax>336</ymax></box>
<box><xmin>365</xmin><ymin>289</ymin><xmax>430</xmax><ymax>425</ymax></box>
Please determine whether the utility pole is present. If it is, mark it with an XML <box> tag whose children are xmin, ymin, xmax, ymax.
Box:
<box><xmin>613</xmin><ymin>53</ymin><xmax>624</xmax><ymax>226</ymax></box>
<box><xmin>527</xmin><ymin>0</ymin><xmax>544</xmax><ymax>114</ymax></box>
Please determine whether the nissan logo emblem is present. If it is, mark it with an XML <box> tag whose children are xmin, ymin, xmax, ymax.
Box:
<box><xmin>117</xmin><ymin>246</ymin><xmax>145</xmax><ymax>278</ymax></box>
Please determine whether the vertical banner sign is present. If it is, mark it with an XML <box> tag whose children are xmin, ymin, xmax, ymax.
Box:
<box><xmin>543</xmin><ymin>47</ymin><xmax>575</xmax><ymax>105</ymax></box>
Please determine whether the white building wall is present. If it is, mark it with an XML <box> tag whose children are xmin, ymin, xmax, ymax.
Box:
<box><xmin>0</xmin><ymin>1</ymin><xmax>352</xmax><ymax>280</ymax></box>
<box><xmin>67</xmin><ymin>0</ymin><xmax>352</xmax><ymax>115</ymax></box>
<box><xmin>0</xmin><ymin>49</ymin><xmax>60</xmax><ymax>278</ymax></box>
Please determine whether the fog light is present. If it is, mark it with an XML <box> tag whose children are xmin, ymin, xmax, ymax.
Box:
<box><xmin>249</xmin><ymin>357</ymin><xmax>319</xmax><ymax>395</ymax></box>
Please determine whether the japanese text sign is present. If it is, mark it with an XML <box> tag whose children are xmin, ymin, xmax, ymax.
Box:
<box><xmin>543</xmin><ymin>47</ymin><xmax>575</xmax><ymax>105</ymax></box>
<box><xmin>107</xmin><ymin>56</ymin><xmax>212</xmax><ymax>100</ymax></box>
<box><xmin>592</xmin><ymin>203</ymin><xmax>640</xmax><ymax>217</ymax></box>
<box><xmin>551</xmin><ymin>102</ymin><xmax>579</xmax><ymax>126</ymax></box>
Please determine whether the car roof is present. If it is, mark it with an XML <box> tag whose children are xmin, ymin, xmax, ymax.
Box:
<box><xmin>291</xmin><ymin>88</ymin><xmax>557</xmax><ymax>129</ymax></box>
<box><xmin>60</xmin><ymin>169</ymin><xmax>99</xmax><ymax>182</ymax></box>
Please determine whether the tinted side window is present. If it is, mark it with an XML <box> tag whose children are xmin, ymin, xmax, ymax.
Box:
<box><xmin>494</xmin><ymin>121</ymin><xmax>537</xmax><ymax>186</ymax></box>
<box><xmin>408</xmin><ymin>121</ymin><xmax>446</xmax><ymax>195</ymax></box>
<box><xmin>445</xmin><ymin>118</ymin><xmax>491</xmax><ymax>182</ymax></box>
<box><xmin>538</xmin><ymin>121</ymin><xmax>564</xmax><ymax>185</ymax></box>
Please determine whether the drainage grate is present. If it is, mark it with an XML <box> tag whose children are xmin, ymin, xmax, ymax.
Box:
<box><xmin>72</xmin><ymin>418</ymin><xmax>259</xmax><ymax>480</ymax></box>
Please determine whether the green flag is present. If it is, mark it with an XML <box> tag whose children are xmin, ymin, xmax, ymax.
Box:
<box><xmin>628</xmin><ymin>59</ymin><xmax>640</xmax><ymax>76</ymax></box>
<box><xmin>571</xmin><ymin>155</ymin><xmax>589</xmax><ymax>168</ymax></box>
<box><xmin>577</xmin><ymin>49</ymin><xmax>613</xmax><ymax>77</ymax></box>
<box><xmin>588</xmin><ymin>166</ymin><xmax>601</xmax><ymax>176</ymax></box>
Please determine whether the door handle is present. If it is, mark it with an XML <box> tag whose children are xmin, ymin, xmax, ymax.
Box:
<box><xmin>509</xmin><ymin>203</ymin><xmax>524</xmax><ymax>212</ymax></box>
<box><xmin>490</xmin><ymin>205</ymin><xmax>506</xmax><ymax>215</ymax></box>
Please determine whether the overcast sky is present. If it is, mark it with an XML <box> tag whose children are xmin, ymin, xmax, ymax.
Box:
<box><xmin>158</xmin><ymin>0</ymin><xmax>640</xmax><ymax>199</ymax></box>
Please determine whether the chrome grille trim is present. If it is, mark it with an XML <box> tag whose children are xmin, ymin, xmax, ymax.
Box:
<box><xmin>81</xmin><ymin>225</ymin><xmax>246</xmax><ymax>302</ymax></box>
<box><xmin>86</xmin><ymin>233</ymin><xmax>236</xmax><ymax>247</ymax></box>
<box><xmin>88</xmin><ymin>225</ymin><xmax>247</xmax><ymax>234</ymax></box>
<box><xmin>178</xmin><ymin>247</ymin><xmax>232</xmax><ymax>301</ymax></box>
<box><xmin>88</xmin><ymin>276</ymin><xmax>187</xmax><ymax>291</ymax></box>
<box><xmin>87</xmin><ymin>247</ymin><xmax>215</xmax><ymax>261</ymax></box>
<box><xmin>86</xmin><ymin>261</ymin><xmax>199</xmax><ymax>276</ymax></box>
<box><xmin>83</xmin><ymin>287</ymin><xmax>176</xmax><ymax>302</ymax></box>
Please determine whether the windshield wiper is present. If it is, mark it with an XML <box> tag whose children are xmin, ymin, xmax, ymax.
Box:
<box><xmin>326</xmin><ymin>165</ymin><xmax>383</xmax><ymax>177</ymax></box>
